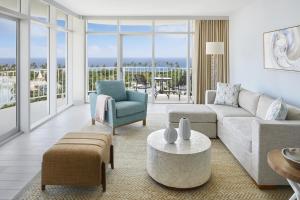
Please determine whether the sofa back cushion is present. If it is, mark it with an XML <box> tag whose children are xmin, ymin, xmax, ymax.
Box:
<box><xmin>256</xmin><ymin>95</ymin><xmax>275</xmax><ymax>119</ymax></box>
<box><xmin>96</xmin><ymin>80</ymin><xmax>127</xmax><ymax>102</ymax></box>
<box><xmin>256</xmin><ymin>94</ymin><xmax>300</xmax><ymax>120</ymax></box>
<box><xmin>286</xmin><ymin>105</ymin><xmax>300</xmax><ymax>120</ymax></box>
<box><xmin>238</xmin><ymin>89</ymin><xmax>261</xmax><ymax>115</ymax></box>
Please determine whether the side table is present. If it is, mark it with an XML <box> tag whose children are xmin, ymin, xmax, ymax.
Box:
<box><xmin>267</xmin><ymin>149</ymin><xmax>300</xmax><ymax>200</ymax></box>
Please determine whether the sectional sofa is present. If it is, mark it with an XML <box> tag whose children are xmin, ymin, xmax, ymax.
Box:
<box><xmin>168</xmin><ymin>88</ymin><xmax>300</xmax><ymax>186</ymax></box>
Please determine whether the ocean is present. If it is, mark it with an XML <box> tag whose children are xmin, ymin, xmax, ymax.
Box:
<box><xmin>0</xmin><ymin>58</ymin><xmax>190</xmax><ymax>68</ymax></box>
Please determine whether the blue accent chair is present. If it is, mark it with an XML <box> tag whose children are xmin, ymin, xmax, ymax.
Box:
<box><xmin>89</xmin><ymin>80</ymin><xmax>148</xmax><ymax>135</ymax></box>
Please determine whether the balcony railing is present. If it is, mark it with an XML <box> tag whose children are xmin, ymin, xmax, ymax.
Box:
<box><xmin>88</xmin><ymin>66</ymin><xmax>191</xmax><ymax>97</ymax></box>
<box><xmin>0</xmin><ymin>68</ymin><xmax>66</xmax><ymax>109</ymax></box>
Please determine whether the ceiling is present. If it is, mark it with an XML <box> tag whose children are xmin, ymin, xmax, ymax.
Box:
<box><xmin>56</xmin><ymin>0</ymin><xmax>253</xmax><ymax>17</ymax></box>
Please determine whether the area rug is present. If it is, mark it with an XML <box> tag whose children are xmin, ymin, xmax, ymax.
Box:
<box><xmin>14</xmin><ymin>113</ymin><xmax>292</xmax><ymax>200</ymax></box>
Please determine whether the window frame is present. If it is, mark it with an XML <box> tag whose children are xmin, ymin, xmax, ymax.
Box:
<box><xmin>85</xmin><ymin>19</ymin><xmax>194</xmax><ymax>103</ymax></box>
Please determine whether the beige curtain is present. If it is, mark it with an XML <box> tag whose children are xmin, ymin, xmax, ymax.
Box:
<box><xmin>192</xmin><ymin>20</ymin><xmax>229</xmax><ymax>104</ymax></box>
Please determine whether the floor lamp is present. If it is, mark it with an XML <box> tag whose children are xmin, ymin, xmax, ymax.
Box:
<box><xmin>206</xmin><ymin>42</ymin><xmax>224</xmax><ymax>89</ymax></box>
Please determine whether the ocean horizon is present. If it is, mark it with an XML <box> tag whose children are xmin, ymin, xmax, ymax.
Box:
<box><xmin>0</xmin><ymin>57</ymin><xmax>190</xmax><ymax>69</ymax></box>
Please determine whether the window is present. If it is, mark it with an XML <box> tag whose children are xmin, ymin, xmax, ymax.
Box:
<box><xmin>0</xmin><ymin>0</ymin><xmax>20</xmax><ymax>12</ymax></box>
<box><xmin>87</xmin><ymin>34</ymin><xmax>117</xmax><ymax>93</ymax></box>
<box><xmin>56</xmin><ymin>10</ymin><xmax>67</xmax><ymax>28</ymax></box>
<box><xmin>30</xmin><ymin>0</ymin><xmax>49</xmax><ymax>23</ymax></box>
<box><xmin>155</xmin><ymin>20</ymin><xmax>188</xmax><ymax>32</ymax></box>
<box><xmin>87</xmin><ymin>20</ymin><xmax>117</xmax><ymax>32</ymax></box>
<box><xmin>30</xmin><ymin>23</ymin><xmax>49</xmax><ymax>125</ymax></box>
<box><xmin>120</xmin><ymin>20</ymin><xmax>152</xmax><ymax>32</ymax></box>
<box><xmin>56</xmin><ymin>31</ymin><xmax>67</xmax><ymax>109</ymax></box>
<box><xmin>0</xmin><ymin>17</ymin><xmax>18</xmax><ymax>140</ymax></box>
<box><xmin>86</xmin><ymin>19</ymin><xmax>194</xmax><ymax>103</ymax></box>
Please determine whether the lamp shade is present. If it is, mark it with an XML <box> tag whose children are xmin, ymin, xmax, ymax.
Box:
<box><xmin>206</xmin><ymin>42</ymin><xmax>224</xmax><ymax>55</ymax></box>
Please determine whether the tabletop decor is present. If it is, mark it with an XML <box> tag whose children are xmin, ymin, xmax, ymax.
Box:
<box><xmin>264</xmin><ymin>25</ymin><xmax>300</xmax><ymax>72</ymax></box>
<box><xmin>178</xmin><ymin>117</ymin><xmax>191</xmax><ymax>140</ymax></box>
<box><xmin>163</xmin><ymin>125</ymin><xmax>178</xmax><ymax>144</ymax></box>
<box><xmin>282</xmin><ymin>148</ymin><xmax>300</xmax><ymax>169</ymax></box>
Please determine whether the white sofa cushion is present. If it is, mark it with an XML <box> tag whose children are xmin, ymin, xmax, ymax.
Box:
<box><xmin>214</xmin><ymin>83</ymin><xmax>241</xmax><ymax>107</ymax></box>
<box><xmin>223</xmin><ymin>117</ymin><xmax>255</xmax><ymax>153</ymax></box>
<box><xmin>207</xmin><ymin>104</ymin><xmax>253</xmax><ymax>123</ymax></box>
<box><xmin>238</xmin><ymin>89</ymin><xmax>261</xmax><ymax>115</ymax></box>
<box><xmin>167</xmin><ymin>104</ymin><xmax>216</xmax><ymax>123</ymax></box>
<box><xmin>265</xmin><ymin>98</ymin><xmax>288</xmax><ymax>120</ymax></box>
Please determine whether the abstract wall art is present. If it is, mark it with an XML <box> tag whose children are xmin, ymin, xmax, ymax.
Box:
<box><xmin>264</xmin><ymin>25</ymin><xmax>300</xmax><ymax>72</ymax></box>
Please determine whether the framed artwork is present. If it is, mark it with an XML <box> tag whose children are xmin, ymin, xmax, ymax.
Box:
<box><xmin>263</xmin><ymin>25</ymin><xmax>300</xmax><ymax>72</ymax></box>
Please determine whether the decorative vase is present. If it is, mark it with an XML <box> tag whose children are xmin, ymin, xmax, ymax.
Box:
<box><xmin>164</xmin><ymin>125</ymin><xmax>178</xmax><ymax>144</ymax></box>
<box><xmin>178</xmin><ymin>117</ymin><xmax>191</xmax><ymax>140</ymax></box>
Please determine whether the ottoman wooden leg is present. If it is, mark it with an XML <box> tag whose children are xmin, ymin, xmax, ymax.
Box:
<box><xmin>143</xmin><ymin>119</ymin><xmax>146</xmax><ymax>126</ymax></box>
<box><xmin>102</xmin><ymin>162</ymin><xmax>106</xmax><ymax>192</ymax></box>
<box><xmin>92</xmin><ymin>119</ymin><xmax>95</xmax><ymax>125</ymax></box>
<box><xmin>110</xmin><ymin>145</ymin><xmax>114</xmax><ymax>169</ymax></box>
<box><xmin>41</xmin><ymin>184</ymin><xmax>45</xmax><ymax>191</ymax></box>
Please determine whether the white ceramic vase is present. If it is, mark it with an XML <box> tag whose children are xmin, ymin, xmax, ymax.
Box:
<box><xmin>164</xmin><ymin>125</ymin><xmax>178</xmax><ymax>144</ymax></box>
<box><xmin>178</xmin><ymin>117</ymin><xmax>191</xmax><ymax>140</ymax></box>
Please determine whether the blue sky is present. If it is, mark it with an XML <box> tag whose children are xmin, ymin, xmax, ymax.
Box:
<box><xmin>0</xmin><ymin>21</ymin><xmax>189</xmax><ymax>59</ymax></box>
<box><xmin>87</xmin><ymin>23</ymin><xmax>189</xmax><ymax>58</ymax></box>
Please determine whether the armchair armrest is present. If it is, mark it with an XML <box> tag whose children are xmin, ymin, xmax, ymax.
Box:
<box><xmin>126</xmin><ymin>90</ymin><xmax>148</xmax><ymax>104</ymax></box>
<box><xmin>251</xmin><ymin>119</ymin><xmax>300</xmax><ymax>184</ymax></box>
<box><xmin>107</xmin><ymin>98</ymin><xmax>117</xmax><ymax>125</ymax></box>
<box><xmin>205</xmin><ymin>90</ymin><xmax>216</xmax><ymax>104</ymax></box>
<box><xmin>89</xmin><ymin>93</ymin><xmax>97</xmax><ymax>118</ymax></box>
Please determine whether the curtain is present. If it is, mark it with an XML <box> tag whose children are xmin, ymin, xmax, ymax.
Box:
<box><xmin>192</xmin><ymin>20</ymin><xmax>229</xmax><ymax>104</ymax></box>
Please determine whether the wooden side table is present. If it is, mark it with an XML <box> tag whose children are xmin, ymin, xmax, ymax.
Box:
<box><xmin>268</xmin><ymin>149</ymin><xmax>300</xmax><ymax>200</ymax></box>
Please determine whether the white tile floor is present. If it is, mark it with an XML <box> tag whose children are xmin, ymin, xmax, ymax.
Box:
<box><xmin>0</xmin><ymin>103</ymin><xmax>170</xmax><ymax>200</ymax></box>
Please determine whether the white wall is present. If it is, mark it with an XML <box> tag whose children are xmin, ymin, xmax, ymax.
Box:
<box><xmin>230</xmin><ymin>0</ymin><xmax>300</xmax><ymax>107</ymax></box>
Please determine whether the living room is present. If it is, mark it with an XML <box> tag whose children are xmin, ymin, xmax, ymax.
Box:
<box><xmin>0</xmin><ymin>0</ymin><xmax>300</xmax><ymax>199</ymax></box>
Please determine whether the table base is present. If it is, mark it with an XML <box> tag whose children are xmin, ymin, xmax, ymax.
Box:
<box><xmin>288</xmin><ymin>179</ymin><xmax>300</xmax><ymax>200</ymax></box>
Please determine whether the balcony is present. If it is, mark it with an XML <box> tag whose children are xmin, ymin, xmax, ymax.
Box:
<box><xmin>0</xmin><ymin>68</ymin><xmax>67</xmax><ymax>128</ymax></box>
<box><xmin>88</xmin><ymin>66</ymin><xmax>192</xmax><ymax>103</ymax></box>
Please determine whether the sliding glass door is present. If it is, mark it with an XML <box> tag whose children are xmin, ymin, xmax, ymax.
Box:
<box><xmin>0</xmin><ymin>16</ymin><xmax>19</xmax><ymax>141</ymax></box>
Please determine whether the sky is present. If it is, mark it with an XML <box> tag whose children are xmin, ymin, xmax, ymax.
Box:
<box><xmin>0</xmin><ymin>20</ymin><xmax>191</xmax><ymax>60</ymax></box>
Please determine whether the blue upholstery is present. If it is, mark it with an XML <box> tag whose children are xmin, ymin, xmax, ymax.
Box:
<box><xmin>90</xmin><ymin>81</ymin><xmax>148</xmax><ymax>130</ymax></box>
<box><xmin>96</xmin><ymin>80</ymin><xmax>127</xmax><ymax>102</ymax></box>
<box><xmin>116</xmin><ymin>101</ymin><xmax>145</xmax><ymax>118</ymax></box>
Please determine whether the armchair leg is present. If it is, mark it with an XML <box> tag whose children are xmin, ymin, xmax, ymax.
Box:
<box><xmin>92</xmin><ymin>119</ymin><xmax>95</xmax><ymax>125</ymax></box>
<box><xmin>110</xmin><ymin>145</ymin><xmax>114</xmax><ymax>169</ymax></box>
<box><xmin>143</xmin><ymin>119</ymin><xmax>146</xmax><ymax>126</ymax></box>
<box><xmin>112</xmin><ymin>127</ymin><xmax>116</xmax><ymax>135</ymax></box>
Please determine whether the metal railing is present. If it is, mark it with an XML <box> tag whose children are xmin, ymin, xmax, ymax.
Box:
<box><xmin>87</xmin><ymin>66</ymin><xmax>191</xmax><ymax>95</ymax></box>
<box><xmin>0</xmin><ymin>68</ymin><xmax>66</xmax><ymax>109</ymax></box>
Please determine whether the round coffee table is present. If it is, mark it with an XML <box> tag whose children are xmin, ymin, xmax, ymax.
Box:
<box><xmin>146</xmin><ymin>129</ymin><xmax>211</xmax><ymax>189</ymax></box>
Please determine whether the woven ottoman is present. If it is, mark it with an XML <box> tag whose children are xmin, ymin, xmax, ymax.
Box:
<box><xmin>167</xmin><ymin>104</ymin><xmax>217</xmax><ymax>138</ymax></box>
<box><xmin>41</xmin><ymin>132</ymin><xmax>114</xmax><ymax>192</ymax></box>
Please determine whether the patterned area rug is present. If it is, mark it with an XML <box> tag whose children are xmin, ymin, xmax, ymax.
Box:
<box><xmin>15</xmin><ymin>114</ymin><xmax>292</xmax><ymax>200</ymax></box>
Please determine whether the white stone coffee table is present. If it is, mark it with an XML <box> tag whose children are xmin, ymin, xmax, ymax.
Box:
<box><xmin>146</xmin><ymin>129</ymin><xmax>211</xmax><ymax>189</ymax></box>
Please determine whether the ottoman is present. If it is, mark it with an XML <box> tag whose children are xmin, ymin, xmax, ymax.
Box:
<box><xmin>41</xmin><ymin>132</ymin><xmax>114</xmax><ymax>192</ymax></box>
<box><xmin>167</xmin><ymin>104</ymin><xmax>217</xmax><ymax>138</ymax></box>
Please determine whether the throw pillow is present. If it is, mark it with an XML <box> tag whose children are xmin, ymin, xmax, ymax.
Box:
<box><xmin>214</xmin><ymin>82</ymin><xmax>241</xmax><ymax>107</ymax></box>
<box><xmin>265</xmin><ymin>98</ymin><xmax>288</xmax><ymax>120</ymax></box>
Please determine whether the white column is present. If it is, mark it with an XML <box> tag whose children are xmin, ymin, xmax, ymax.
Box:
<box><xmin>19</xmin><ymin>0</ymin><xmax>30</xmax><ymax>133</ymax></box>
<box><xmin>67</xmin><ymin>15</ymin><xmax>73</xmax><ymax>105</ymax></box>
<box><xmin>49</xmin><ymin>5</ymin><xmax>57</xmax><ymax>115</ymax></box>
<box><xmin>72</xmin><ymin>17</ymin><xmax>86</xmax><ymax>105</ymax></box>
